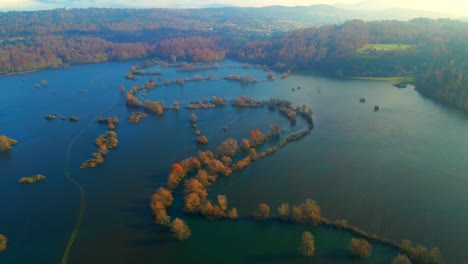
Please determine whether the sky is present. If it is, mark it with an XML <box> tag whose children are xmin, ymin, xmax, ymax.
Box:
<box><xmin>0</xmin><ymin>0</ymin><xmax>467</xmax><ymax>16</ymax></box>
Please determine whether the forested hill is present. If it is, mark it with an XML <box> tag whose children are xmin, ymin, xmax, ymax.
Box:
<box><xmin>234</xmin><ymin>19</ymin><xmax>468</xmax><ymax>111</ymax></box>
<box><xmin>0</xmin><ymin>8</ymin><xmax>467</xmax><ymax>111</ymax></box>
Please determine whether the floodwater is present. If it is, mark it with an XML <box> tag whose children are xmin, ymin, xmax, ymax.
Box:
<box><xmin>0</xmin><ymin>60</ymin><xmax>467</xmax><ymax>263</ymax></box>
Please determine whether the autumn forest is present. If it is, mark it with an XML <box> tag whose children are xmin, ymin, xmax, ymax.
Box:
<box><xmin>0</xmin><ymin>8</ymin><xmax>467</xmax><ymax>111</ymax></box>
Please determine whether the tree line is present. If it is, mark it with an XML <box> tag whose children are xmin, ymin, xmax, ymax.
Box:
<box><xmin>1</xmin><ymin>9</ymin><xmax>466</xmax><ymax>109</ymax></box>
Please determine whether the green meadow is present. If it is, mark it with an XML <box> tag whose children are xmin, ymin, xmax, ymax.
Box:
<box><xmin>357</xmin><ymin>44</ymin><xmax>413</xmax><ymax>54</ymax></box>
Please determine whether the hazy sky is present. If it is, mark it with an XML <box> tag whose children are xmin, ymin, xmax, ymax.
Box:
<box><xmin>0</xmin><ymin>0</ymin><xmax>467</xmax><ymax>16</ymax></box>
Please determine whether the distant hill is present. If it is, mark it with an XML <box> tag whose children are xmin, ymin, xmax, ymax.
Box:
<box><xmin>241</xmin><ymin>5</ymin><xmax>455</xmax><ymax>27</ymax></box>
<box><xmin>333</xmin><ymin>0</ymin><xmax>456</xmax><ymax>17</ymax></box>
<box><xmin>202</xmin><ymin>3</ymin><xmax>238</xmax><ymax>8</ymax></box>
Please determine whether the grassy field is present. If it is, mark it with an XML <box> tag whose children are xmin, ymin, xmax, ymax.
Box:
<box><xmin>350</xmin><ymin>76</ymin><xmax>414</xmax><ymax>83</ymax></box>
<box><xmin>357</xmin><ymin>44</ymin><xmax>413</xmax><ymax>54</ymax></box>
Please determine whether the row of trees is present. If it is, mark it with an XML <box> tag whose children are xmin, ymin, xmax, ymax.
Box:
<box><xmin>251</xmin><ymin>199</ymin><xmax>322</xmax><ymax>225</ymax></box>
<box><xmin>189</xmin><ymin>113</ymin><xmax>209</xmax><ymax>145</ymax></box>
<box><xmin>247</xmin><ymin>197</ymin><xmax>441</xmax><ymax>263</ymax></box>
<box><xmin>137</xmin><ymin>89</ymin><xmax>440</xmax><ymax>262</ymax></box>
<box><xmin>80</xmin><ymin>131</ymin><xmax>118</xmax><ymax>169</ymax></box>
<box><xmin>300</xmin><ymin>233</ymin><xmax>371</xmax><ymax>259</ymax></box>
<box><xmin>149</xmin><ymin>187</ymin><xmax>192</xmax><ymax>240</ymax></box>
<box><xmin>0</xmin><ymin>35</ymin><xmax>227</xmax><ymax>73</ymax></box>
<box><xmin>299</xmin><ymin>233</ymin><xmax>421</xmax><ymax>263</ymax></box>
<box><xmin>150</xmin><ymin>121</ymin><xmax>299</xmax><ymax>239</ymax></box>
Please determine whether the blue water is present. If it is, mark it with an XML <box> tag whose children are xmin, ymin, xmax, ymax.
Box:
<box><xmin>0</xmin><ymin>60</ymin><xmax>467</xmax><ymax>263</ymax></box>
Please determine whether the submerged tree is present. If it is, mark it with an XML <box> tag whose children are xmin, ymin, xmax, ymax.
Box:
<box><xmin>300</xmin><ymin>231</ymin><xmax>315</xmax><ymax>256</ymax></box>
<box><xmin>194</xmin><ymin>169</ymin><xmax>216</xmax><ymax>187</ymax></box>
<box><xmin>400</xmin><ymin>240</ymin><xmax>442</xmax><ymax>263</ymax></box>
<box><xmin>144</xmin><ymin>100</ymin><xmax>164</xmax><ymax>115</ymax></box>
<box><xmin>0</xmin><ymin>234</ymin><xmax>6</xmax><ymax>253</ymax></box>
<box><xmin>228</xmin><ymin>208</ymin><xmax>238</xmax><ymax>220</ymax></box>
<box><xmin>196</xmin><ymin>135</ymin><xmax>208</xmax><ymax>145</ymax></box>
<box><xmin>150</xmin><ymin>200</ymin><xmax>171</xmax><ymax>226</ymax></box>
<box><xmin>0</xmin><ymin>135</ymin><xmax>18</xmax><ymax>152</ymax></box>
<box><xmin>167</xmin><ymin>165</ymin><xmax>185</xmax><ymax>190</ymax></box>
<box><xmin>249</xmin><ymin>129</ymin><xmax>269</xmax><ymax>146</ymax></box>
<box><xmin>171</xmin><ymin>218</ymin><xmax>191</xmax><ymax>240</ymax></box>
<box><xmin>267</xmin><ymin>72</ymin><xmax>276</xmax><ymax>80</ymax></box>
<box><xmin>254</xmin><ymin>203</ymin><xmax>270</xmax><ymax>220</ymax></box>
<box><xmin>190</xmin><ymin>113</ymin><xmax>197</xmax><ymax>123</ymax></box>
<box><xmin>184</xmin><ymin>178</ymin><xmax>208</xmax><ymax>213</ymax></box>
<box><xmin>278</xmin><ymin>203</ymin><xmax>290</xmax><ymax>222</ymax></box>
<box><xmin>270</xmin><ymin>124</ymin><xmax>281</xmax><ymax>136</ymax></box>
<box><xmin>216</xmin><ymin>138</ymin><xmax>238</xmax><ymax>156</ymax></box>
<box><xmin>240</xmin><ymin>138</ymin><xmax>250</xmax><ymax>151</ymax></box>
<box><xmin>392</xmin><ymin>254</ymin><xmax>412</xmax><ymax>264</ymax></box>
<box><xmin>217</xmin><ymin>195</ymin><xmax>228</xmax><ymax>212</ymax></box>
<box><xmin>184</xmin><ymin>192</ymin><xmax>203</xmax><ymax>213</ymax></box>
<box><xmin>349</xmin><ymin>238</ymin><xmax>371</xmax><ymax>257</ymax></box>
<box><xmin>300</xmin><ymin>199</ymin><xmax>321</xmax><ymax>225</ymax></box>
<box><xmin>151</xmin><ymin>187</ymin><xmax>173</xmax><ymax>207</ymax></box>
<box><xmin>205</xmin><ymin>159</ymin><xmax>231</xmax><ymax>176</ymax></box>
<box><xmin>179</xmin><ymin>157</ymin><xmax>201</xmax><ymax>173</ymax></box>
<box><xmin>289</xmin><ymin>199</ymin><xmax>321</xmax><ymax>225</ymax></box>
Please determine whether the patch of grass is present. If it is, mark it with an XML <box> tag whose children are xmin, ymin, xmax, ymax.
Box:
<box><xmin>357</xmin><ymin>44</ymin><xmax>413</xmax><ymax>54</ymax></box>
<box><xmin>350</xmin><ymin>76</ymin><xmax>414</xmax><ymax>83</ymax></box>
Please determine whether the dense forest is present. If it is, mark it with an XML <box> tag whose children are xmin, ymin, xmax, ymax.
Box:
<box><xmin>0</xmin><ymin>8</ymin><xmax>467</xmax><ymax>111</ymax></box>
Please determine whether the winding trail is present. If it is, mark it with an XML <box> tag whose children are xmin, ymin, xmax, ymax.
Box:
<box><xmin>61</xmin><ymin>91</ymin><xmax>120</xmax><ymax>264</ymax></box>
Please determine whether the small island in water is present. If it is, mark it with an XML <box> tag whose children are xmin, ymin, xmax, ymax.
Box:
<box><xmin>0</xmin><ymin>135</ymin><xmax>18</xmax><ymax>152</ymax></box>
<box><xmin>18</xmin><ymin>174</ymin><xmax>46</xmax><ymax>184</ymax></box>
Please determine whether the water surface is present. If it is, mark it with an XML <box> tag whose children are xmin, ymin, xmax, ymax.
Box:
<box><xmin>0</xmin><ymin>61</ymin><xmax>467</xmax><ymax>263</ymax></box>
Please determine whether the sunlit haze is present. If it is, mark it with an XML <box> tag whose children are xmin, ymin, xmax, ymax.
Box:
<box><xmin>0</xmin><ymin>0</ymin><xmax>467</xmax><ymax>16</ymax></box>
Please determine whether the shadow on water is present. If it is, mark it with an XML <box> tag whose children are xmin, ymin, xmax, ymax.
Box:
<box><xmin>121</xmin><ymin>205</ymin><xmax>150</xmax><ymax>217</ymax></box>
<box><xmin>127</xmin><ymin>236</ymin><xmax>174</xmax><ymax>247</ymax></box>
<box><xmin>0</xmin><ymin>151</ymin><xmax>12</xmax><ymax>160</ymax></box>
<box><xmin>247</xmin><ymin>252</ymin><xmax>302</xmax><ymax>262</ymax></box>
<box><xmin>144</xmin><ymin>172</ymin><xmax>168</xmax><ymax>187</ymax></box>
<box><xmin>319</xmin><ymin>251</ymin><xmax>351</xmax><ymax>262</ymax></box>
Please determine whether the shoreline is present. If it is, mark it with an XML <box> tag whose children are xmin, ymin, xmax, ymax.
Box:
<box><xmin>349</xmin><ymin>76</ymin><xmax>414</xmax><ymax>83</ymax></box>
<box><xmin>0</xmin><ymin>69</ymin><xmax>37</xmax><ymax>77</ymax></box>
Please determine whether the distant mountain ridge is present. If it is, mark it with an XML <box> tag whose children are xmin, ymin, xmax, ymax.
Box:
<box><xmin>0</xmin><ymin>3</ymin><xmax>460</xmax><ymax>23</ymax></box>
<box><xmin>241</xmin><ymin>5</ymin><xmax>456</xmax><ymax>26</ymax></box>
